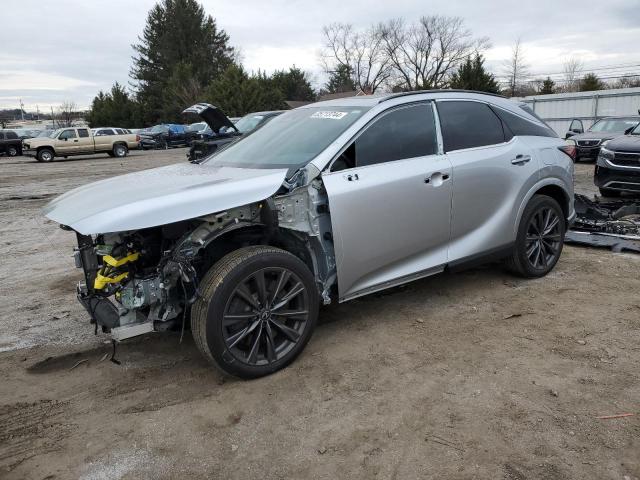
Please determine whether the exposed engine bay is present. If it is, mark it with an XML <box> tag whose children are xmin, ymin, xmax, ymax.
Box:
<box><xmin>73</xmin><ymin>178</ymin><xmax>336</xmax><ymax>342</ymax></box>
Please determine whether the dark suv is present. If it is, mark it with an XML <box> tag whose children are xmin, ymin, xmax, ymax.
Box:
<box><xmin>0</xmin><ymin>130</ymin><xmax>22</xmax><ymax>157</ymax></box>
<box><xmin>594</xmin><ymin>122</ymin><xmax>640</xmax><ymax>196</ymax></box>
<box><xmin>566</xmin><ymin>116</ymin><xmax>640</xmax><ymax>161</ymax></box>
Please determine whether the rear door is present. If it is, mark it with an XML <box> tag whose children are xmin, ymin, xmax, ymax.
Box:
<box><xmin>436</xmin><ymin>100</ymin><xmax>540</xmax><ymax>262</ymax></box>
<box><xmin>0</xmin><ymin>132</ymin><xmax>5</xmax><ymax>153</ymax></box>
<box><xmin>75</xmin><ymin>128</ymin><xmax>94</xmax><ymax>153</ymax></box>
<box><xmin>322</xmin><ymin>102</ymin><xmax>452</xmax><ymax>301</ymax></box>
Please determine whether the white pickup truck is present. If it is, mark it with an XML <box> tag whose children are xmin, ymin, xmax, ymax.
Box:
<box><xmin>23</xmin><ymin>127</ymin><xmax>140</xmax><ymax>162</ymax></box>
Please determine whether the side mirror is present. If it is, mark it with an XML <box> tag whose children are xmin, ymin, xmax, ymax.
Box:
<box><xmin>61</xmin><ymin>137</ymin><xmax>68</xmax><ymax>141</ymax></box>
<box><xmin>571</xmin><ymin>127</ymin><xmax>583</xmax><ymax>134</ymax></box>
<box><xmin>565</xmin><ymin>131</ymin><xmax>576</xmax><ymax>139</ymax></box>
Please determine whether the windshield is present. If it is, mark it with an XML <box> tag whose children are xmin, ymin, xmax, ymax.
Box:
<box><xmin>631</xmin><ymin>123</ymin><xmax>640</xmax><ymax>135</ymax></box>
<box><xmin>187</xmin><ymin>122</ymin><xmax>207</xmax><ymax>132</ymax></box>
<box><xmin>49</xmin><ymin>129</ymin><xmax>63</xmax><ymax>138</ymax></box>
<box><xmin>203</xmin><ymin>106</ymin><xmax>370</xmax><ymax>169</ymax></box>
<box><xmin>150</xmin><ymin>125</ymin><xmax>169</xmax><ymax>133</ymax></box>
<box><xmin>235</xmin><ymin>114</ymin><xmax>267</xmax><ymax>133</ymax></box>
<box><xmin>589</xmin><ymin>118</ymin><xmax>639</xmax><ymax>133</ymax></box>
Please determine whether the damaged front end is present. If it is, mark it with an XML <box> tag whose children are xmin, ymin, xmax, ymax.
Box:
<box><xmin>74</xmin><ymin>227</ymin><xmax>199</xmax><ymax>341</ymax></box>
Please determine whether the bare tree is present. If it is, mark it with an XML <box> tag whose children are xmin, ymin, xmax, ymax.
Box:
<box><xmin>57</xmin><ymin>101</ymin><xmax>77</xmax><ymax>127</ymax></box>
<box><xmin>380</xmin><ymin>16</ymin><xmax>489</xmax><ymax>91</ymax></box>
<box><xmin>320</xmin><ymin>23</ymin><xmax>392</xmax><ymax>93</ymax></box>
<box><xmin>502</xmin><ymin>38</ymin><xmax>529</xmax><ymax>97</ymax></box>
<box><xmin>563</xmin><ymin>56</ymin><xmax>584</xmax><ymax>92</ymax></box>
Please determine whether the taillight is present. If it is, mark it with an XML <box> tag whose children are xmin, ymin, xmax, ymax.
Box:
<box><xmin>558</xmin><ymin>143</ymin><xmax>576</xmax><ymax>161</ymax></box>
<box><xmin>136</xmin><ymin>134</ymin><xmax>140</xmax><ymax>142</ymax></box>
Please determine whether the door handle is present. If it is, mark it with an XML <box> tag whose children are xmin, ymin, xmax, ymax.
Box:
<box><xmin>73</xmin><ymin>139</ymin><xmax>78</xmax><ymax>143</ymax></box>
<box><xmin>425</xmin><ymin>172</ymin><xmax>450</xmax><ymax>185</ymax></box>
<box><xmin>343</xmin><ymin>173</ymin><xmax>359</xmax><ymax>182</ymax></box>
<box><xmin>511</xmin><ymin>154</ymin><xmax>531</xmax><ymax>165</ymax></box>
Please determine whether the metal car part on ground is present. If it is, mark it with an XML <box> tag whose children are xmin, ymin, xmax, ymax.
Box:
<box><xmin>43</xmin><ymin>90</ymin><xmax>574</xmax><ymax>378</ymax></box>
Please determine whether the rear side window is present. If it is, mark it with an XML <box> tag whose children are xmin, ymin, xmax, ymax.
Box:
<box><xmin>6</xmin><ymin>131</ymin><xmax>18</xmax><ymax>140</ymax></box>
<box><xmin>78</xmin><ymin>129</ymin><xmax>89</xmax><ymax>138</ymax></box>
<box><xmin>437</xmin><ymin>101</ymin><xmax>505</xmax><ymax>152</ymax></box>
<box><xmin>493</xmin><ymin>107</ymin><xmax>556</xmax><ymax>138</ymax></box>
<box><xmin>354</xmin><ymin>103</ymin><xmax>438</xmax><ymax>167</ymax></box>
<box><xmin>116</xmin><ymin>128</ymin><xmax>125</xmax><ymax>134</ymax></box>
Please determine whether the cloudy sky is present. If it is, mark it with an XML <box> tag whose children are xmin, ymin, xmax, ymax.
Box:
<box><xmin>1</xmin><ymin>0</ymin><xmax>639</xmax><ymax>111</ymax></box>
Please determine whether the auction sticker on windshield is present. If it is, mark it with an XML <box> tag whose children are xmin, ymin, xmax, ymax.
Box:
<box><xmin>311</xmin><ymin>111</ymin><xmax>349</xmax><ymax>120</ymax></box>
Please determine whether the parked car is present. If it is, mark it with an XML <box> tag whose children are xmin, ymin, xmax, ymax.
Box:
<box><xmin>139</xmin><ymin>124</ymin><xmax>188</xmax><ymax>149</ymax></box>
<box><xmin>0</xmin><ymin>130</ymin><xmax>22</xmax><ymax>157</ymax></box>
<box><xmin>23</xmin><ymin>127</ymin><xmax>139</xmax><ymax>162</ymax></box>
<box><xmin>43</xmin><ymin>90</ymin><xmax>575</xmax><ymax>379</ymax></box>
<box><xmin>564</xmin><ymin>116</ymin><xmax>640</xmax><ymax>161</ymax></box>
<box><xmin>12</xmin><ymin>128</ymin><xmax>42</xmax><ymax>140</ymax></box>
<box><xmin>594</xmin><ymin>122</ymin><xmax>640</xmax><ymax>196</ymax></box>
<box><xmin>35</xmin><ymin>129</ymin><xmax>55</xmax><ymax>138</ymax></box>
<box><xmin>184</xmin><ymin>104</ymin><xmax>283</xmax><ymax>162</ymax></box>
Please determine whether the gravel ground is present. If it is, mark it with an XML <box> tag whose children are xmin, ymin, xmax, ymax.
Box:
<box><xmin>0</xmin><ymin>150</ymin><xmax>638</xmax><ymax>480</ymax></box>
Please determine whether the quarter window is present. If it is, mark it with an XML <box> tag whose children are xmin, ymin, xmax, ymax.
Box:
<box><xmin>332</xmin><ymin>103</ymin><xmax>438</xmax><ymax>171</ymax></box>
<box><xmin>437</xmin><ymin>101</ymin><xmax>505</xmax><ymax>152</ymax></box>
<box><xmin>493</xmin><ymin>107</ymin><xmax>556</xmax><ymax>138</ymax></box>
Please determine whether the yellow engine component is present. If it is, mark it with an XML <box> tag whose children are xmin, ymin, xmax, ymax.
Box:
<box><xmin>103</xmin><ymin>252</ymin><xmax>139</xmax><ymax>267</ymax></box>
<box><xmin>93</xmin><ymin>251</ymin><xmax>140</xmax><ymax>290</ymax></box>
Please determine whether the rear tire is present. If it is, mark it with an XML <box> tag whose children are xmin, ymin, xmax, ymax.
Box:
<box><xmin>192</xmin><ymin>246</ymin><xmax>319</xmax><ymax>379</ymax></box>
<box><xmin>112</xmin><ymin>143</ymin><xmax>128</xmax><ymax>158</ymax></box>
<box><xmin>7</xmin><ymin>145</ymin><xmax>18</xmax><ymax>157</ymax></box>
<box><xmin>506</xmin><ymin>195</ymin><xmax>565</xmax><ymax>278</ymax></box>
<box><xmin>599</xmin><ymin>187</ymin><xmax>621</xmax><ymax>198</ymax></box>
<box><xmin>37</xmin><ymin>148</ymin><xmax>54</xmax><ymax>162</ymax></box>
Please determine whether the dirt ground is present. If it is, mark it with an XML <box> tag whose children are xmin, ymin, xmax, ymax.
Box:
<box><xmin>0</xmin><ymin>149</ymin><xmax>638</xmax><ymax>480</ymax></box>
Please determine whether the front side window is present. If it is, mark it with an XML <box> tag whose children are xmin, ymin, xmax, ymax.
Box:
<box><xmin>203</xmin><ymin>106</ymin><xmax>370</xmax><ymax>169</ymax></box>
<box><xmin>332</xmin><ymin>103</ymin><xmax>438</xmax><ymax>171</ymax></box>
<box><xmin>437</xmin><ymin>101</ymin><xmax>505</xmax><ymax>152</ymax></box>
<box><xmin>59</xmin><ymin>129</ymin><xmax>76</xmax><ymax>140</ymax></box>
<box><xmin>78</xmin><ymin>129</ymin><xmax>89</xmax><ymax>138</ymax></box>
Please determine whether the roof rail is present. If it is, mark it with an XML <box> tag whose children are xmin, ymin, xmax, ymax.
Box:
<box><xmin>378</xmin><ymin>89</ymin><xmax>507</xmax><ymax>103</ymax></box>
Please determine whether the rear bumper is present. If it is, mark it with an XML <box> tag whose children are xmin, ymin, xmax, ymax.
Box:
<box><xmin>594</xmin><ymin>164</ymin><xmax>640</xmax><ymax>192</ymax></box>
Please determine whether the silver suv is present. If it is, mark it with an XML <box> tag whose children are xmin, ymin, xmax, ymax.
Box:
<box><xmin>44</xmin><ymin>90</ymin><xmax>575</xmax><ymax>378</ymax></box>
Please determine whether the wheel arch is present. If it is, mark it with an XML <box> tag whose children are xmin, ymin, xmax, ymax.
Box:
<box><xmin>514</xmin><ymin>179</ymin><xmax>571</xmax><ymax>235</ymax></box>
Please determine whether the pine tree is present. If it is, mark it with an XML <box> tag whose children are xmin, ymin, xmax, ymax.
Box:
<box><xmin>539</xmin><ymin>77</ymin><xmax>556</xmax><ymax>94</ymax></box>
<box><xmin>449</xmin><ymin>54</ymin><xmax>500</xmax><ymax>93</ymax></box>
<box><xmin>87</xmin><ymin>83</ymin><xmax>141</xmax><ymax>128</ymax></box>
<box><xmin>270</xmin><ymin>67</ymin><xmax>316</xmax><ymax>101</ymax></box>
<box><xmin>204</xmin><ymin>65</ymin><xmax>285</xmax><ymax>117</ymax></box>
<box><xmin>579</xmin><ymin>73</ymin><xmax>605</xmax><ymax>92</ymax></box>
<box><xmin>325</xmin><ymin>64</ymin><xmax>356</xmax><ymax>94</ymax></box>
<box><xmin>131</xmin><ymin>0</ymin><xmax>234</xmax><ymax>123</ymax></box>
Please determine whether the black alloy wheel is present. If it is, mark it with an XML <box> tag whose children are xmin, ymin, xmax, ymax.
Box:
<box><xmin>524</xmin><ymin>206</ymin><xmax>562</xmax><ymax>270</ymax></box>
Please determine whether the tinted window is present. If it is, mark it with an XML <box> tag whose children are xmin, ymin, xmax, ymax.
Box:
<box><xmin>96</xmin><ymin>129</ymin><xmax>115</xmax><ymax>136</ymax></box>
<box><xmin>437</xmin><ymin>101</ymin><xmax>505</xmax><ymax>152</ymax></box>
<box><xmin>116</xmin><ymin>129</ymin><xmax>125</xmax><ymax>134</ymax></box>
<box><xmin>5</xmin><ymin>131</ymin><xmax>18</xmax><ymax>139</ymax></box>
<box><xmin>354</xmin><ymin>103</ymin><xmax>437</xmax><ymax>167</ymax></box>
<box><xmin>493</xmin><ymin>107</ymin><xmax>556</xmax><ymax>138</ymax></box>
<box><xmin>59</xmin><ymin>129</ymin><xmax>77</xmax><ymax>140</ymax></box>
<box><xmin>0</xmin><ymin>132</ymin><xmax>4</xmax><ymax>140</ymax></box>
<box><xmin>78</xmin><ymin>129</ymin><xmax>89</xmax><ymax>138</ymax></box>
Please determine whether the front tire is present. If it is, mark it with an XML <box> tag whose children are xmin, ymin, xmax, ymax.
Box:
<box><xmin>37</xmin><ymin>148</ymin><xmax>54</xmax><ymax>162</ymax></box>
<box><xmin>192</xmin><ymin>246</ymin><xmax>319</xmax><ymax>379</ymax></box>
<box><xmin>507</xmin><ymin>195</ymin><xmax>565</xmax><ymax>278</ymax></box>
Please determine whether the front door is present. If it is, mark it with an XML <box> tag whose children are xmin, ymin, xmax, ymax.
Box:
<box><xmin>56</xmin><ymin>129</ymin><xmax>77</xmax><ymax>154</ymax></box>
<box><xmin>322</xmin><ymin>102</ymin><xmax>452</xmax><ymax>301</ymax></box>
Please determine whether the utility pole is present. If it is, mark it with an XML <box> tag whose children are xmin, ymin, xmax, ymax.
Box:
<box><xmin>19</xmin><ymin>99</ymin><xmax>25</xmax><ymax>121</ymax></box>
<box><xmin>51</xmin><ymin>106</ymin><xmax>55</xmax><ymax>128</ymax></box>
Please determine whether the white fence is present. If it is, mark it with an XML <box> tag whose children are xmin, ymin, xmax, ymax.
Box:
<box><xmin>515</xmin><ymin>87</ymin><xmax>640</xmax><ymax>136</ymax></box>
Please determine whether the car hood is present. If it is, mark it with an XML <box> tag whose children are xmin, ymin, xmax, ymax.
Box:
<box><xmin>571</xmin><ymin>132</ymin><xmax>621</xmax><ymax>142</ymax></box>
<box><xmin>606</xmin><ymin>135</ymin><xmax>640</xmax><ymax>152</ymax></box>
<box><xmin>183</xmin><ymin>103</ymin><xmax>238</xmax><ymax>134</ymax></box>
<box><xmin>23</xmin><ymin>137</ymin><xmax>51</xmax><ymax>147</ymax></box>
<box><xmin>43</xmin><ymin>163</ymin><xmax>288</xmax><ymax>234</ymax></box>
